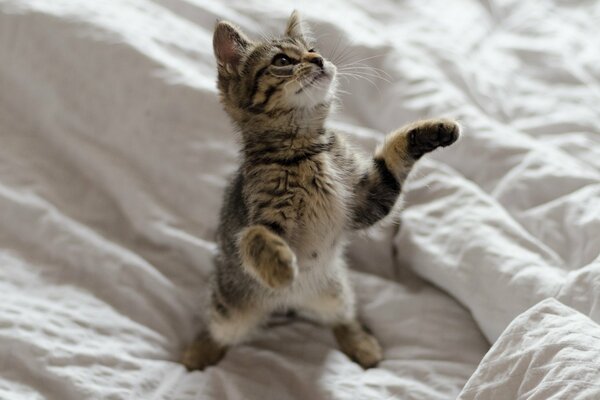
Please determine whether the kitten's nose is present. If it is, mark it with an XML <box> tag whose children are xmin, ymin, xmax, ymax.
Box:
<box><xmin>305</xmin><ymin>53</ymin><xmax>324</xmax><ymax>69</ymax></box>
<box><xmin>310</xmin><ymin>56</ymin><xmax>324</xmax><ymax>69</ymax></box>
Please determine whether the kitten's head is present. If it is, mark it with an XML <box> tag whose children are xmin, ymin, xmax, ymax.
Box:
<box><xmin>213</xmin><ymin>11</ymin><xmax>337</xmax><ymax>125</ymax></box>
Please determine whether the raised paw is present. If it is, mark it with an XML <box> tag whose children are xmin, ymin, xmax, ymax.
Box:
<box><xmin>181</xmin><ymin>331</ymin><xmax>227</xmax><ymax>371</ymax></box>
<box><xmin>407</xmin><ymin>118</ymin><xmax>460</xmax><ymax>159</ymax></box>
<box><xmin>333</xmin><ymin>321</ymin><xmax>383</xmax><ymax>369</ymax></box>
<box><xmin>239</xmin><ymin>225</ymin><xmax>298</xmax><ymax>289</ymax></box>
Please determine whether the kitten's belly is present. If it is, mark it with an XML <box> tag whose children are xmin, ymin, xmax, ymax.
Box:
<box><xmin>272</xmin><ymin>168</ymin><xmax>349</xmax><ymax>306</ymax></box>
<box><xmin>283</xmin><ymin>239</ymin><xmax>347</xmax><ymax>305</ymax></box>
<box><xmin>289</xmin><ymin>212</ymin><xmax>347</xmax><ymax>309</ymax></box>
<box><xmin>290</xmin><ymin>192</ymin><xmax>346</xmax><ymax>270</ymax></box>
<box><xmin>295</xmin><ymin>235</ymin><xmax>342</xmax><ymax>270</ymax></box>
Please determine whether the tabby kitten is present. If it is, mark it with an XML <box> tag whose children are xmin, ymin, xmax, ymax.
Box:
<box><xmin>182</xmin><ymin>11</ymin><xmax>460</xmax><ymax>370</ymax></box>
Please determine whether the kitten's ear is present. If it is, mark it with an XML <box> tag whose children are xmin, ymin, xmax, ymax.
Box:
<box><xmin>213</xmin><ymin>21</ymin><xmax>251</xmax><ymax>71</ymax></box>
<box><xmin>285</xmin><ymin>10</ymin><xmax>311</xmax><ymax>42</ymax></box>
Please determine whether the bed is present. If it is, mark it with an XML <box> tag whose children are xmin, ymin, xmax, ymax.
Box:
<box><xmin>0</xmin><ymin>1</ymin><xmax>599</xmax><ymax>399</ymax></box>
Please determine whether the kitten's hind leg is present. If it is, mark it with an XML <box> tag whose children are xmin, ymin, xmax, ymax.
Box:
<box><xmin>182</xmin><ymin>297</ymin><xmax>265</xmax><ymax>371</ymax></box>
<box><xmin>300</xmin><ymin>271</ymin><xmax>383</xmax><ymax>369</ymax></box>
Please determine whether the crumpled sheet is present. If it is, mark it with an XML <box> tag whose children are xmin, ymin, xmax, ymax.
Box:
<box><xmin>458</xmin><ymin>299</ymin><xmax>600</xmax><ymax>399</ymax></box>
<box><xmin>0</xmin><ymin>0</ymin><xmax>598</xmax><ymax>399</ymax></box>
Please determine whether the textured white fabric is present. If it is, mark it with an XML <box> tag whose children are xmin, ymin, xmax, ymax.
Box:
<box><xmin>0</xmin><ymin>0</ymin><xmax>599</xmax><ymax>399</ymax></box>
<box><xmin>458</xmin><ymin>299</ymin><xmax>600</xmax><ymax>400</ymax></box>
<box><xmin>394</xmin><ymin>0</ymin><xmax>600</xmax><ymax>341</ymax></box>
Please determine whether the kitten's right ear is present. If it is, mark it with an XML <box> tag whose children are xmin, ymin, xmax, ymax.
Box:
<box><xmin>213</xmin><ymin>21</ymin><xmax>251</xmax><ymax>72</ymax></box>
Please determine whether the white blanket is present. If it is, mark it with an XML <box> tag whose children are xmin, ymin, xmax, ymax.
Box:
<box><xmin>0</xmin><ymin>1</ymin><xmax>599</xmax><ymax>399</ymax></box>
<box><xmin>458</xmin><ymin>299</ymin><xmax>600</xmax><ymax>399</ymax></box>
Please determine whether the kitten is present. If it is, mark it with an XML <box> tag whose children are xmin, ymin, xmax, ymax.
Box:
<box><xmin>182</xmin><ymin>10</ymin><xmax>460</xmax><ymax>370</ymax></box>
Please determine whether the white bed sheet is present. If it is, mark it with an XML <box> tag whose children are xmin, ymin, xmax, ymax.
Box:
<box><xmin>0</xmin><ymin>0</ymin><xmax>599</xmax><ymax>399</ymax></box>
<box><xmin>458</xmin><ymin>299</ymin><xmax>600</xmax><ymax>399</ymax></box>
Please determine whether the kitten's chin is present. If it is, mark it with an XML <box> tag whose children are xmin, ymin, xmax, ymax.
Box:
<box><xmin>287</xmin><ymin>68</ymin><xmax>337</xmax><ymax>110</ymax></box>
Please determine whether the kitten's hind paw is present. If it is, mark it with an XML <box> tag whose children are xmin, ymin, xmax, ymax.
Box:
<box><xmin>333</xmin><ymin>321</ymin><xmax>383</xmax><ymax>369</ymax></box>
<box><xmin>239</xmin><ymin>225</ymin><xmax>298</xmax><ymax>289</ymax></box>
<box><xmin>181</xmin><ymin>331</ymin><xmax>227</xmax><ymax>371</ymax></box>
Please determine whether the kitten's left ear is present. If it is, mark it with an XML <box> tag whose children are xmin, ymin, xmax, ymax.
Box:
<box><xmin>285</xmin><ymin>10</ymin><xmax>312</xmax><ymax>42</ymax></box>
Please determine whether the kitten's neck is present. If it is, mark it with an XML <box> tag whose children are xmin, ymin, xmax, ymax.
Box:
<box><xmin>240</xmin><ymin>117</ymin><xmax>327</xmax><ymax>138</ymax></box>
<box><xmin>240</xmin><ymin>106</ymin><xmax>333</xmax><ymax>163</ymax></box>
<box><xmin>239</xmin><ymin>103</ymin><xmax>331</xmax><ymax>153</ymax></box>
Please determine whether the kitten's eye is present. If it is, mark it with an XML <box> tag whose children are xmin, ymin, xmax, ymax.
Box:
<box><xmin>272</xmin><ymin>54</ymin><xmax>292</xmax><ymax>67</ymax></box>
<box><xmin>308</xmin><ymin>48</ymin><xmax>316</xmax><ymax>53</ymax></box>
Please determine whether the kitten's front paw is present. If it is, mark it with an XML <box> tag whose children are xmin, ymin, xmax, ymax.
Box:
<box><xmin>261</xmin><ymin>239</ymin><xmax>297</xmax><ymax>289</ymax></box>
<box><xmin>239</xmin><ymin>225</ymin><xmax>298</xmax><ymax>289</ymax></box>
<box><xmin>407</xmin><ymin>119</ymin><xmax>460</xmax><ymax>159</ymax></box>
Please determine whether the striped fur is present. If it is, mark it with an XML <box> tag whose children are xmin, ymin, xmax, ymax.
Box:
<box><xmin>181</xmin><ymin>11</ymin><xmax>461</xmax><ymax>371</ymax></box>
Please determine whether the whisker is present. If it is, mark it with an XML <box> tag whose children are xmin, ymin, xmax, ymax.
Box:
<box><xmin>342</xmin><ymin>53</ymin><xmax>387</xmax><ymax>64</ymax></box>
<box><xmin>327</xmin><ymin>34</ymin><xmax>345</xmax><ymax>64</ymax></box>
<box><xmin>338</xmin><ymin>67</ymin><xmax>390</xmax><ymax>80</ymax></box>
<box><xmin>338</xmin><ymin>65</ymin><xmax>393</xmax><ymax>80</ymax></box>
<box><xmin>337</xmin><ymin>68</ymin><xmax>392</xmax><ymax>84</ymax></box>
<box><xmin>337</xmin><ymin>72</ymin><xmax>377</xmax><ymax>84</ymax></box>
<box><xmin>336</xmin><ymin>72</ymin><xmax>382</xmax><ymax>94</ymax></box>
<box><xmin>331</xmin><ymin>84</ymin><xmax>350</xmax><ymax>96</ymax></box>
<box><xmin>331</xmin><ymin>45</ymin><xmax>356</xmax><ymax>67</ymax></box>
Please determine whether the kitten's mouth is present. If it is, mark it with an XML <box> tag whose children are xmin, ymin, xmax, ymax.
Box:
<box><xmin>295</xmin><ymin>70</ymin><xmax>330</xmax><ymax>94</ymax></box>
